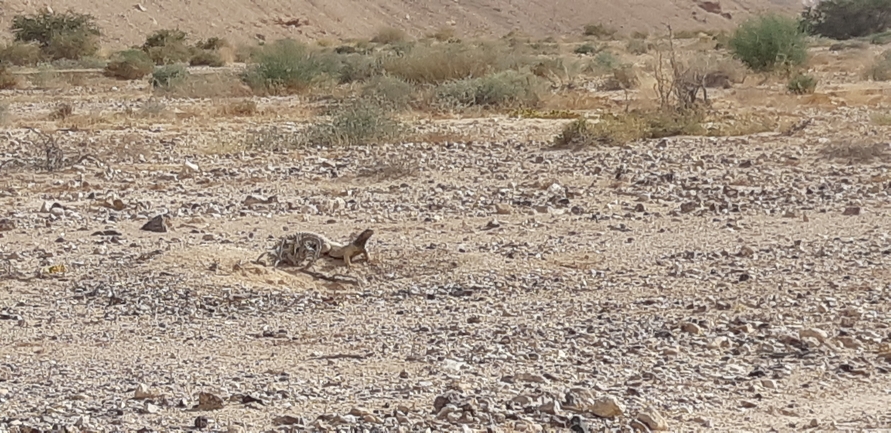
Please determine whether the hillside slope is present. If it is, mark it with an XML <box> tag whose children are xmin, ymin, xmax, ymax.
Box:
<box><xmin>0</xmin><ymin>0</ymin><xmax>804</xmax><ymax>49</ymax></box>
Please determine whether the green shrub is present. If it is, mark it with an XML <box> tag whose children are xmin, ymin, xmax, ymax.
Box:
<box><xmin>801</xmin><ymin>0</ymin><xmax>891</xmax><ymax>40</ymax></box>
<box><xmin>787</xmin><ymin>73</ymin><xmax>818</xmax><ymax>93</ymax></box>
<box><xmin>304</xmin><ymin>99</ymin><xmax>405</xmax><ymax>146</ymax></box>
<box><xmin>104</xmin><ymin>49</ymin><xmax>154</xmax><ymax>80</ymax></box>
<box><xmin>190</xmin><ymin>50</ymin><xmax>225</xmax><ymax>67</ymax></box>
<box><xmin>362</xmin><ymin>75</ymin><xmax>415</xmax><ymax>109</ymax></box>
<box><xmin>574</xmin><ymin>43</ymin><xmax>601</xmax><ymax>55</ymax></box>
<box><xmin>729</xmin><ymin>14</ymin><xmax>808</xmax><ymax>72</ymax></box>
<box><xmin>151</xmin><ymin>64</ymin><xmax>189</xmax><ymax>88</ymax></box>
<box><xmin>11</xmin><ymin>10</ymin><xmax>101</xmax><ymax>60</ymax></box>
<box><xmin>241</xmin><ymin>39</ymin><xmax>334</xmax><ymax>94</ymax></box>
<box><xmin>0</xmin><ymin>42</ymin><xmax>42</xmax><ymax>66</ymax></box>
<box><xmin>433</xmin><ymin>70</ymin><xmax>542</xmax><ymax>110</ymax></box>
<box><xmin>865</xmin><ymin>49</ymin><xmax>891</xmax><ymax>80</ymax></box>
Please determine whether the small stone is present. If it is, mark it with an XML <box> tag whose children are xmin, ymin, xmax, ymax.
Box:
<box><xmin>134</xmin><ymin>383</ymin><xmax>155</xmax><ymax>399</ymax></box>
<box><xmin>195</xmin><ymin>392</ymin><xmax>224</xmax><ymax>411</ymax></box>
<box><xmin>145</xmin><ymin>402</ymin><xmax>160</xmax><ymax>414</ymax></box>
<box><xmin>495</xmin><ymin>203</ymin><xmax>513</xmax><ymax>215</ymax></box>
<box><xmin>799</xmin><ymin>328</ymin><xmax>829</xmax><ymax>343</ymax></box>
<box><xmin>194</xmin><ymin>416</ymin><xmax>209</xmax><ymax>429</ymax></box>
<box><xmin>741</xmin><ymin>400</ymin><xmax>758</xmax><ymax>408</ymax></box>
<box><xmin>636</xmin><ymin>408</ymin><xmax>669</xmax><ymax>431</ymax></box>
<box><xmin>681</xmin><ymin>322</ymin><xmax>702</xmax><ymax>335</ymax></box>
<box><xmin>141</xmin><ymin>214</ymin><xmax>171</xmax><ymax>233</ymax></box>
<box><xmin>589</xmin><ymin>395</ymin><xmax>625</xmax><ymax>418</ymax></box>
<box><xmin>838</xmin><ymin>336</ymin><xmax>862</xmax><ymax>349</ymax></box>
<box><xmin>761</xmin><ymin>379</ymin><xmax>778</xmax><ymax>389</ymax></box>
<box><xmin>842</xmin><ymin>206</ymin><xmax>861</xmax><ymax>216</ymax></box>
<box><xmin>183</xmin><ymin>160</ymin><xmax>201</xmax><ymax>173</ymax></box>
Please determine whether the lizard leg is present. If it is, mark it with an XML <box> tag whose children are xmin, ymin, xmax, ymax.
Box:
<box><xmin>344</xmin><ymin>253</ymin><xmax>352</xmax><ymax>268</ymax></box>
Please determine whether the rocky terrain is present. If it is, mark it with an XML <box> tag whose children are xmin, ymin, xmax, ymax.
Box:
<box><xmin>1</xmin><ymin>42</ymin><xmax>891</xmax><ymax>433</ymax></box>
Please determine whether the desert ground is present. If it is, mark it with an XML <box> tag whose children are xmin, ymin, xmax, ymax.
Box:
<box><xmin>2</xmin><ymin>19</ymin><xmax>891</xmax><ymax>433</ymax></box>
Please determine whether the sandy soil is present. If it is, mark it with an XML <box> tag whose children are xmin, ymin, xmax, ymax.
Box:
<box><xmin>1</xmin><ymin>38</ymin><xmax>891</xmax><ymax>433</ymax></box>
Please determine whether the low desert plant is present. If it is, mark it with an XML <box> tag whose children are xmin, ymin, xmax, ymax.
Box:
<box><xmin>0</xmin><ymin>42</ymin><xmax>42</xmax><ymax>66</ymax></box>
<box><xmin>626</xmin><ymin>39</ymin><xmax>649</xmax><ymax>55</ymax></box>
<box><xmin>304</xmin><ymin>99</ymin><xmax>405</xmax><ymax>146</ymax></box>
<box><xmin>0</xmin><ymin>66</ymin><xmax>18</xmax><ymax>89</ymax></box>
<box><xmin>189</xmin><ymin>50</ymin><xmax>225</xmax><ymax>67</ymax></box>
<box><xmin>787</xmin><ymin>73</ymin><xmax>817</xmax><ymax>94</ymax></box>
<box><xmin>382</xmin><ymin>42</ymin><xmax>523</xmax><ymax>84</ymax></box>
<box><xmin>729</xmin><ymin>13</ymin><xmax>808</xmax><ymax>72</ymax></box>
<box><xmin>151</xmin><ymin>64</ymin><xmax>189</xmax><ymax>88</ymax></box>
<box><xmin>864</xmin><ymin>49</ymin><xmax>891</xmax><ymax>80</ymax></box>
<box><xmin>362</xmin><ymin>75</ymin><xmax>415</xmax><ymax>109</ymax></box>
<box><xmin>371</xmin><ymin>27</ymin><xmax>409</xmax><ymax>44</ymax></box>
<box><xmin>241</xmin><ymin>39</ymin><xmax>334</xmax><ymax>94</ymax></box>
<box><xmin>103</xmin><ymin>49</ymin><xmax>154</xmax><ymax>80</ymax></box>
<box><xmin>11</xmin><ymin>10</ymin><xmax>101</xmax><ymax>60</ymax></box>
<box><xmin>433</xmin><ymin>70</ymin><xmax>543</xmax><ymax>110</ymax></box>
<box><xmin>553</xmin><ymin>109</ymin><xmax>706</xmax><ymax>148</ymax></box>
<box><xmin>574</xmin><ymin>43</ymin><xmax>601</xmax><ymax>55</ymax></box>
<box><xmin>142</xmin><ymin>29</ymin><xmax>192</xmax><ymax>65</ymax></box>
<box><xmin>195</xmin><ymin>37</ymin><xmax>229</xmax><ymax>51</ymax></box>
<box><xmin>583</xmin><ymin>23</ymin><xmax>616</xmax><ymax>39</ymax></box>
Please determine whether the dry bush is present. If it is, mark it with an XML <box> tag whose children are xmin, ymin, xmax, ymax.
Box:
<box><xmin>154</xmin><ymin>72</ymin><xmax>252</xmax><ymax>99</ymax></box>
<box><xmin>362</xmin><ymin>75</ymin><xmax>416</xmax><ymax>109</ymax></box>
<box><xmin>431</xmin><ymin>70</ymin><xmax>544</xmax><ymax>111</ymax></box>
<box><xmin>598</xmin><ymin>64</ymin><xmax>639</xmax><ymax>91</ymax></box>
<box><xmin>104</xmin><ymin>49</ymin><xmax>154</xmax><ymax>80</ymax></box>
<box><xmin>787</xmin><ymin>73</ymin><xmax>817</xmax><ymax>94</ymax></box>
<box><xmin>864</xmin><ymin>49</ymin><xmax>891</xmax><ymax>81</ymax></box>
<box><xmin>819</xmin><ymin>141</ymin><xmax>889</xmax><ymax>164</ymax></box>
<box><xmin>574</xmin><ymin>43</ymin><xmax>602</xmax><ymax>55</ymax></box>
<box><xmin>625</xmin><ymin>39</ymin><xmax>649</xmax><ymax>55</ymax></box>
<box><xmin>217</xmin><ymin>99</ymin><xmax>257</xmax><ymax>117</ymax></box>
<box><xmin>12</xmin><ymin>10</ymin><xmax>101</xmax><ymax>60</ymax></box>
<box><xmin>382</xmin><ymin>42</ymin><xmax>524</xmax><ymax>84</ymax></box>
<box><xmin>429</xmin><ymin>27</ymin><xmax>456</xmax><ymax>42</ymax></box>
<box><xmin>304</xmin><ymin>98</ymin><xmax>406</xmax><ymax>146</ymax></box>
<box><xmin>552</xmin><ymin>111</ymin><xmax>705</xmax><ymax>148</ymax></box>
<box><xmin>0</xmin><ymin>42</ymin><xmax>42</xmax><ymax>66</ymax></box>
<box><xmin>0</xmin><ymin>66</ymin><xmax>18</xmax><ymax>89</ymax></box>
<box><xmin>371</xmin><ymin>27</ymin><xmax>409</xmax><ymax>44</ymax></box>
<box><xmin>583</xmin><ymin>23</ymin><xmax>616</xmax><ymax>39</ymax></box>
<box><xmin>241</xmin><ymin>39</ymin><xmax>335</xmax><ymax>94</ymax></box>
<box><xmin>190</xmin><ymin>50</ymin><xmax>225</xmax><ymax>67</ymax></box>
<box><xmin>49</xmin><ymin>102</ymin><xmax>74</xmax><ymax>120</ymax></box>
<box><xmin>142</xmin><ymin>29</ymin><xmax>192</xmax><ymax>65</ymax></box>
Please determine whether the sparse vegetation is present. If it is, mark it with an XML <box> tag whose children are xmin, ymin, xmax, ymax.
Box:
<box><xmin>241</xmin><ymin>39</ymin><xmax>334</xmax><ymax>94</ymax></box>
<box><xmin>729</xmin><ymin>14</ymin><xmax>809</xmax><ymax>72</ymax></box>
<box><xmin>787</xmin><ymin>73</ymin><xmax>818</xmax><ymax>94</ymax></box>
<box><xmin>362</xmin><ymin>75</ymin><xmax>415</xmax><ymax>109</ymax></box>
<box><xmin>103</xmin><ymin>49</ymin><xmax>154</xmax><ymax>80</ymax></box>
<box><xmin>574</xmin><ymin>43</ymin><xmax>601</xmax><ymax>55</ymax></box>
<box><xmin>0</xmin><ymin>65</ymin><xmax>18</xmax><ymax>89</ymax></box>
<box><xmin>0</xmin><ymin>42</ymin><xmax>42</xmax><ymax>66</ymax></box>
<box><xmin>142</xmin><ymin>29</ymin><xmax>192</xmax><ymax>65</ymax></box>
<box><xmin>189</xmin><ymin>50</ymin><xmax>226</xmax><ymax>67</ymax></box>
<box><xmin>371</xmin><ymin>27</ymin><xmax>409</xmax><ymax>44</ymax></box>
<box><xmin>583</xmin><ymin>23</ymin><xmax>616</xmax><ymax>39</ymax></box>
<box><xmin>11</xmin><ymin>10</ymin><xmax>101</xmax><ymax>61</ymax></box>
<box><xmin>304</xmin><ymin>99</ymin><xmax>405</xmax><ymax>146</ymax></box>
<box><xmin>151</xmin><ymin>64</ymin><xmax>189</xmax><ymax>88</ymax></box>
<box><xmin>433</xmin><ymin>70</ymin><xmax>543</xmax><ymax>110</ymax></box>
<box><xmin>864</xmin><ymin>49</ymin><xmax>891</xmax><ymax>80</ymax></box>
<box><xmin>381</xmin><ymin>42</ymin><xmax>520</xmax><ymax>84</ymax></box>
<box><xmin>626</xmin><ymin>39</ymin><xmax>649</xmax><ymax>55</ymax></box>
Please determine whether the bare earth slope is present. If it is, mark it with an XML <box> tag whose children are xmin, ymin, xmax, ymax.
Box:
<box><xmin>0</xmin><ymin>0</ymin><xmax>802</xmax><ymax>48</ymax></box>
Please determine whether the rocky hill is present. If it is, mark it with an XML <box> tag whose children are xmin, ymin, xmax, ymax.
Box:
<box><xmin>0</xmin><ymin>0</ymin><xmax>804</xmax><ymax>49</ymax></box>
